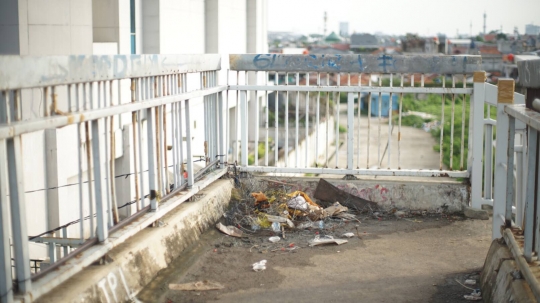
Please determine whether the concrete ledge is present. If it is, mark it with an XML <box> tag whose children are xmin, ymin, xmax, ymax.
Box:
<box><xmin>481</xmin><ymin>239</ymin><xmax>536</xmax><ymax>303</ymax></box>
<box><xmin>255</xmin><ymin>177</ymin><xmax>468</xmax><ymax>212</ymax></box>
<box><xmin>36</xmin><ymin>179</ymin><xmax>234</xmax><ymax>303</ymax></box>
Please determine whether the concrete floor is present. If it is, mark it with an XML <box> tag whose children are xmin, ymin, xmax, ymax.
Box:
<box><xmin>138</xmin><ymin>216</ymin><xmax>492</xmax><ymax>303</ymax></box>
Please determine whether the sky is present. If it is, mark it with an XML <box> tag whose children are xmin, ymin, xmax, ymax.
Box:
<box><xmin>268</xmin><ymin>0</ymin><xmax>540</xmax><ymax>37</ymax></box>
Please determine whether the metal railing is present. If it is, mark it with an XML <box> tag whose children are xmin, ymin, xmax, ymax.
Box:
<box><xmin>0</xmin><ymin>54</ymin><xmax>227</xmax><ymax>302</ymax></box>
<box><xmin>229</xmin><ymin>54</ymin><xmax>481</xmax><ymax>177</ymax></box>
<box><xmin>496</xmin><ymin>103</ymin><xmax>540</xmax><ymax>301</ymax></box>
<box><xmin>0</xmin><ymin>53</ymin><xmax>529</xmax><ymax>302</ymax></box>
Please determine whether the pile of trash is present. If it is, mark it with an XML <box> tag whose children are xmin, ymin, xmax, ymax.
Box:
<box><xmin>216</xmin><ymin>178</ymin><xmax>378</xmax><ymax>246</ymax></box>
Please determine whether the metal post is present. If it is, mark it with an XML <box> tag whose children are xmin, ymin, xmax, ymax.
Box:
<box><xmin>91</xmin><ymin>119</ymin><xmax>108</xmax><ymax>242</ymax></box>
<box><xmin>240</xmin><ymin>89</ymin><xmax>248</xmax><ymax>167</ymax></box>
<box><xmin>0</xmin><ymin>138</ymin><xmax>13</xmax><ymax>303</ymax></box>
<box><xmin>470</xmin><ymin>71</ymin><xmax>486</xmax><ymax>209</ymax></box>
<box><xmin>505</xmin><ymin>116</ymin><xmax>516</xmax><ymax>225</ymax></box>
<box><xmin>347</xmin><ymin>93</ymin><xmax>354</xmax><ymax>170</ymax></box>
<box><xmin>525</xmin><ymin>127</ymin><xmax>538</xmax><ymax>262</ymax></box>
<box><xmin>146</xmin><ymin>107</ymin><xmax>157</xmax><ymax>210</ymax></box>
<box><xmin>184</xmin><ymin>100</ymin><xmax>194</xmax><ymax>187</ymax></box>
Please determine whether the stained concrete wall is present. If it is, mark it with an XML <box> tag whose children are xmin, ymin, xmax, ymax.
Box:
<box><xmin>254</xmin><ymin>177</ymin><xmax>469</xmax><ymax>212</ymax></box>
<box><xmin>36</xmin><ymin>178</ymin><xmax>234</xmax><ymax>303</ymax></box>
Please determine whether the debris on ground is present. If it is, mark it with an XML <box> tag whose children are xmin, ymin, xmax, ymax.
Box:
<box><xmin>308</xmin><ymin>235</ymin><xmax>348</xmax><ymax>247</ymax></box>
<box><xmin>464</xmin><ymin>289</ymin><xmax>482</xmax><ymax>301</ymax></box>
<box><xmin>464</xmin><ymin>279</ymin><xmax>476</xmax><ymax>285</ymax></box>
<box><xmin>169</xmin><ymin>281</ymin><xmax>225</xmax><ymax>291</ymax></box>
<box><xmin>268</xmin><ymin>236</ymin><xmax>280</xmax><ymax>243</ymax></box>
<box><xmin>252</xmin><ymin>260</ymin><xmax>267</xmax><ymax>272</ymax></box>
<box><xmin>216</xmin><ymin>223</ymin><xmax>243</xmax><ymax>238</ymax></box>
<box><xmin>219</xmin><ymin>177</ymin><xmax>457</xmax><ymax>256</ymax></box>
<box><xmin>463</xmin><ymin>206</ymin><xmax>489</xmax><ymax>220</ymax></box>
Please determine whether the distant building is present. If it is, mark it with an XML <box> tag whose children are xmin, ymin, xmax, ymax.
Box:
<box><xmin>525</xmin><ymin>24</ymin><xmax>540</xmax><ymax>35</ymax></box>
<box><xmin>350</xmin><ymin>33</ymin><xmax>379</xmax><ymax>50</ymax></box>
<box><xmin>339</xmin><ymin>22</ymin><xmax>349</xmax><ymax>37</ymax></box>
<box><xmin>324</xmin><ymin>31</ymin><xmax>342</xmax><ymax>43</ymax></box>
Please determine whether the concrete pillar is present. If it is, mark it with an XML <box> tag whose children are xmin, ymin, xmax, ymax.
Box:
<box><xmin>142</xmin><ymin>0</ymin><xmax>160</xmax><ymax>54</ymax></box>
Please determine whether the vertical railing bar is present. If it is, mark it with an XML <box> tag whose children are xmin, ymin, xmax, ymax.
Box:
<box><xmin>255</xmin><ymin>71</ymin><xmax>260</xmax><ymax>165</ymax></box>
<box><xmin>398</xmin><ymin>74</ymin><xmax>403</xmax><ymax>170</ymax></box>
<box><xmin>5</xmin><ymin>89</ymin><xmax>32</xmax><ymax>293</ymax></box>
<box><xmin>523</xmin><ymin>126</ymin><xmax>536</xmax><ymax>261</ymax></box>
<box><xmin>62</xmin><ymin>227</ymin><xmax>68</xmax><ymax>257</ymax></box>
<box><xmin>240</xmin><ymin>72</ymin><xmax>248</xmax><ymax>167</ymax></box>
<box><xmin>305</xmin><ymin>72</ymin><xmax>309</xmax><ymax>168</ymax></box>
<box><xmin>460</xmin><ymin>76</ymin><xmax>466</xmax><ymax>170</ymax></box>
<box><xmin>367</xmin><ymin>74</ymin><xmax>372</xmax><ymax>169</ymax></box>
<box><xmin>154</xmin><ymin>79</ymin><xmax>164</xmax><ymax>199</ymax></box>
<box><xmin>225</xmin><ymin>70</ymin><xmax>230</xmax><ymax>165</ymax></box>
<box><xmin>234</xmin><ymin>71</ymin><xmax>239</xmax><ymax>163</ymax></box>
<box><xmin>172</xmin><ymin>91</ymin><xmax>178</xmax><ymax>188</ymax></box>
<box><xmin>0</xmin><ymin>133</ymin><xmax>13</xmax><ymax>302</ymax></box>
<box><xmin>285</xmin><ymin>72</ymin><xmax>289</xmax><ymax>167</ymax></box>
<box><xmin>130</xmin><ymin>79</ymin><xmax>141</xmax><ymax>211</ymax></box>
<box><xmin>75</xmin><ymin>84</ymin><xmax>85</xmax><ymax>240</ymax></box>
<box><xmin>325</xmin><ymin>73</ymin><xmax>329</xmax><ymax>167</ymax></box>
<box><xmin>275</xmin><ymin>72</ymin><xmax>279</xmax><ymax>166</ymax></box>
<box><xmin>440</xmin><ymin>76</ymin><xmax>446</xmax><ymax>170</ymax></box>
<box><xmin>101</xmin><ymin>82</ymin><xmax>113</xmax><ymax>228</ymax></box>
<box><xmin>178</xmin><ymin>75</ymin><xmax>185</xmax><ymax>185</ymax></box>
<box><xmin>185</xmin><ymin>99</ymin><xmax>194</xmax><ymax>187</ymax></box>
<box><xmin>387</xmin><ymin>73</ymin><xmax>393</xmax><ymax>169</ymax></box>
<box><xmin>91</xmin><ymin>117</ymin><xmax>107</xmax><ymax>241</ymax></box>
<box><xmin>335</xmin><ymin>75</ymin><xmax>340</xmax><ymax>168</ymax></box>
<box><xmin>147</xmin><ymin>100</ymin><xmax>157</xmax><ymax>211</ymax></box>
<box><xmin>84</xmin><ymin>83</ymin><xmax>94</xmax><ymax>235</ymax></box>
<box><xmin>264</xmin><ymin>72</ymin><xmax>269</xmax><ymax>166</ymax></box>
<box><xmin>316</xmin><ymin>73</ymin><xmax>320</xmax><ymax>168</ymax></box>
<box><xmin>450</xmin><ymin>76</ymin><xmax>455</xmax><ymax>170</ymax></box>
<box><xmin>109</xmin><ymin>81</ymin><xmax>119</xmax><ymax>224</ymax></box>
<box><xmin>163</xmin><ymin>102</ymin><xmax>169</xmax><ymax>194</ymax></box>
<box><xmin>356</xmin><ymin>73</ymin><xmax>361</xmax><ymax>169</ymax></box>
<box><xmin>295</xmin><ymin>72</ymin><xmax>299</xmax><ymax>167</ymax></box>
<box><xmin>377</xmin><ymin>75</ymin><xmax>381</xmax><ymax>168</ymax></box>
<box><xmin>137</xmin><ymin>78</ymin><xmax>145</xmax><ymax>208</ymax></box>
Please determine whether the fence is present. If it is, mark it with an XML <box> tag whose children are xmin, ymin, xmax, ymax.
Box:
<box><xmin>0</xmin><ymin>54</ymin><xmax>227</xmax><ymax>302</ymax></box>
<box><xmin>229</xmin><ymin>54</ymin><xmax>481</xmax><ymax>177</ymax></box>
<box><xmin>0</xmin><ymin>53</ymin><xmax>530</xmax><ymax>302</ymax></box>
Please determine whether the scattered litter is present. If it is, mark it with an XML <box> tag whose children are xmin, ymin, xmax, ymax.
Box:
<box><xmin>252</xmin><ymin>260</ymin><xmax>267</xmax><ymax>272</ymax></box>
<box><xmin>464</xmin><ymin>279</ymin><xmax>476</xmax><ymax>285</ymax></box>
<box><xmin>287</xmin><ymin>195</ymin><xmax>308</xmax><ymax>211</ymax></box>
<box><xmin>342</xmin><ymin>232</ymin><xmax>355</xmax><ymax>238</ymax></box>
<box><xmin>169</xmin><ymin>280</ymin><xmax>224</xmax><ymax>291</ymax></box>
<box><xmin>308</xmin><ymin>235</ymin><xmax>348</xmax><ymax>247</ymax></box>
<box><xmin>268</xmin><ymin>236</ymin><xmax>280</xmax><ymax>243</ymax></box>
<box><xmin>394</xmin><ymin>211</ymin><xmax>406</xmax><ymax>218</ymax></box>
<box><xmin>216</xmin><ymin>222</ymin><xmax>243</xmax><ymax>238</ymax></box>
<box><xmin>314</xmin><ymin>179</ymin><xmax>378</xmax><ymax>210</ymax></box>
<box><xmin>464</xmin><ymin>289</ymin><xmax>481</xmax><ymax>301</ymax></box>
<box><xmin>266</xmin><ymin>215</ymin><xmax>294</xmax><ymax>228</ymax></box>
<box><xmin>271</xmin><ymin>222</ymin><xmax>281</xmax><ymax>232</ymax></box>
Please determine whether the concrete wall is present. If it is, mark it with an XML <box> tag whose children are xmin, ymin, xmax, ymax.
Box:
<box><xmin>254</xmin><ymin>177</ymin><xmax>468</xmax><ymax>212</ymax></box>
<box><xmin>35</xmin><ymin>179</ymin><xmax>233</xmax><ymax>303</ymax></box>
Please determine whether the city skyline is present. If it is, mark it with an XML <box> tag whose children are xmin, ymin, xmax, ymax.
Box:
<box><xmin>268</xmin><ymin>0</ymin><xmax>540</xmax><ymax>37</ymax></box>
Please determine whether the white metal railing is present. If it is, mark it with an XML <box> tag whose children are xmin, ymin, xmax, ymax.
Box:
<box><xmin>229</xmin><ymin>54</ymin><xmax>480</xmax><ymax>178</ymax></box>
<box><xmin>0</xmin><ymin>53</ymin><xmax>526</xmax><ymax>302</ymax></box>
<box><xmin>495</xmin><ymin>103</ymin><xmax>540</xmax><ymax>301</ymax></box>
<box><xmin>469</xmin><ymin>75</ymin><xmax>526</xmax><ymax>211</ymax></box>
<box><xmin>0</xmin><ymin>55</ymin><xmax>226</xmax><ymax>302</ymax></box>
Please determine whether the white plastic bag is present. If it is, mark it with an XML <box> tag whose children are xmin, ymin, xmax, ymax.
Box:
<box><xmin>287</xmin><ymin>196</ymin><xmax>308</xmax><ymax>211</ymax></box>
<box><xmin>252</xmin><ymin>260</ymin><xmax>267</xmax><ymax>272</ymax></box>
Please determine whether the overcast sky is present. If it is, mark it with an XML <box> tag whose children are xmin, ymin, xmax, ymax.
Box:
<box><xmin>268</xmin><ymin>0</ymin><xmax>540</xmax><ymax>37</ymax></box>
